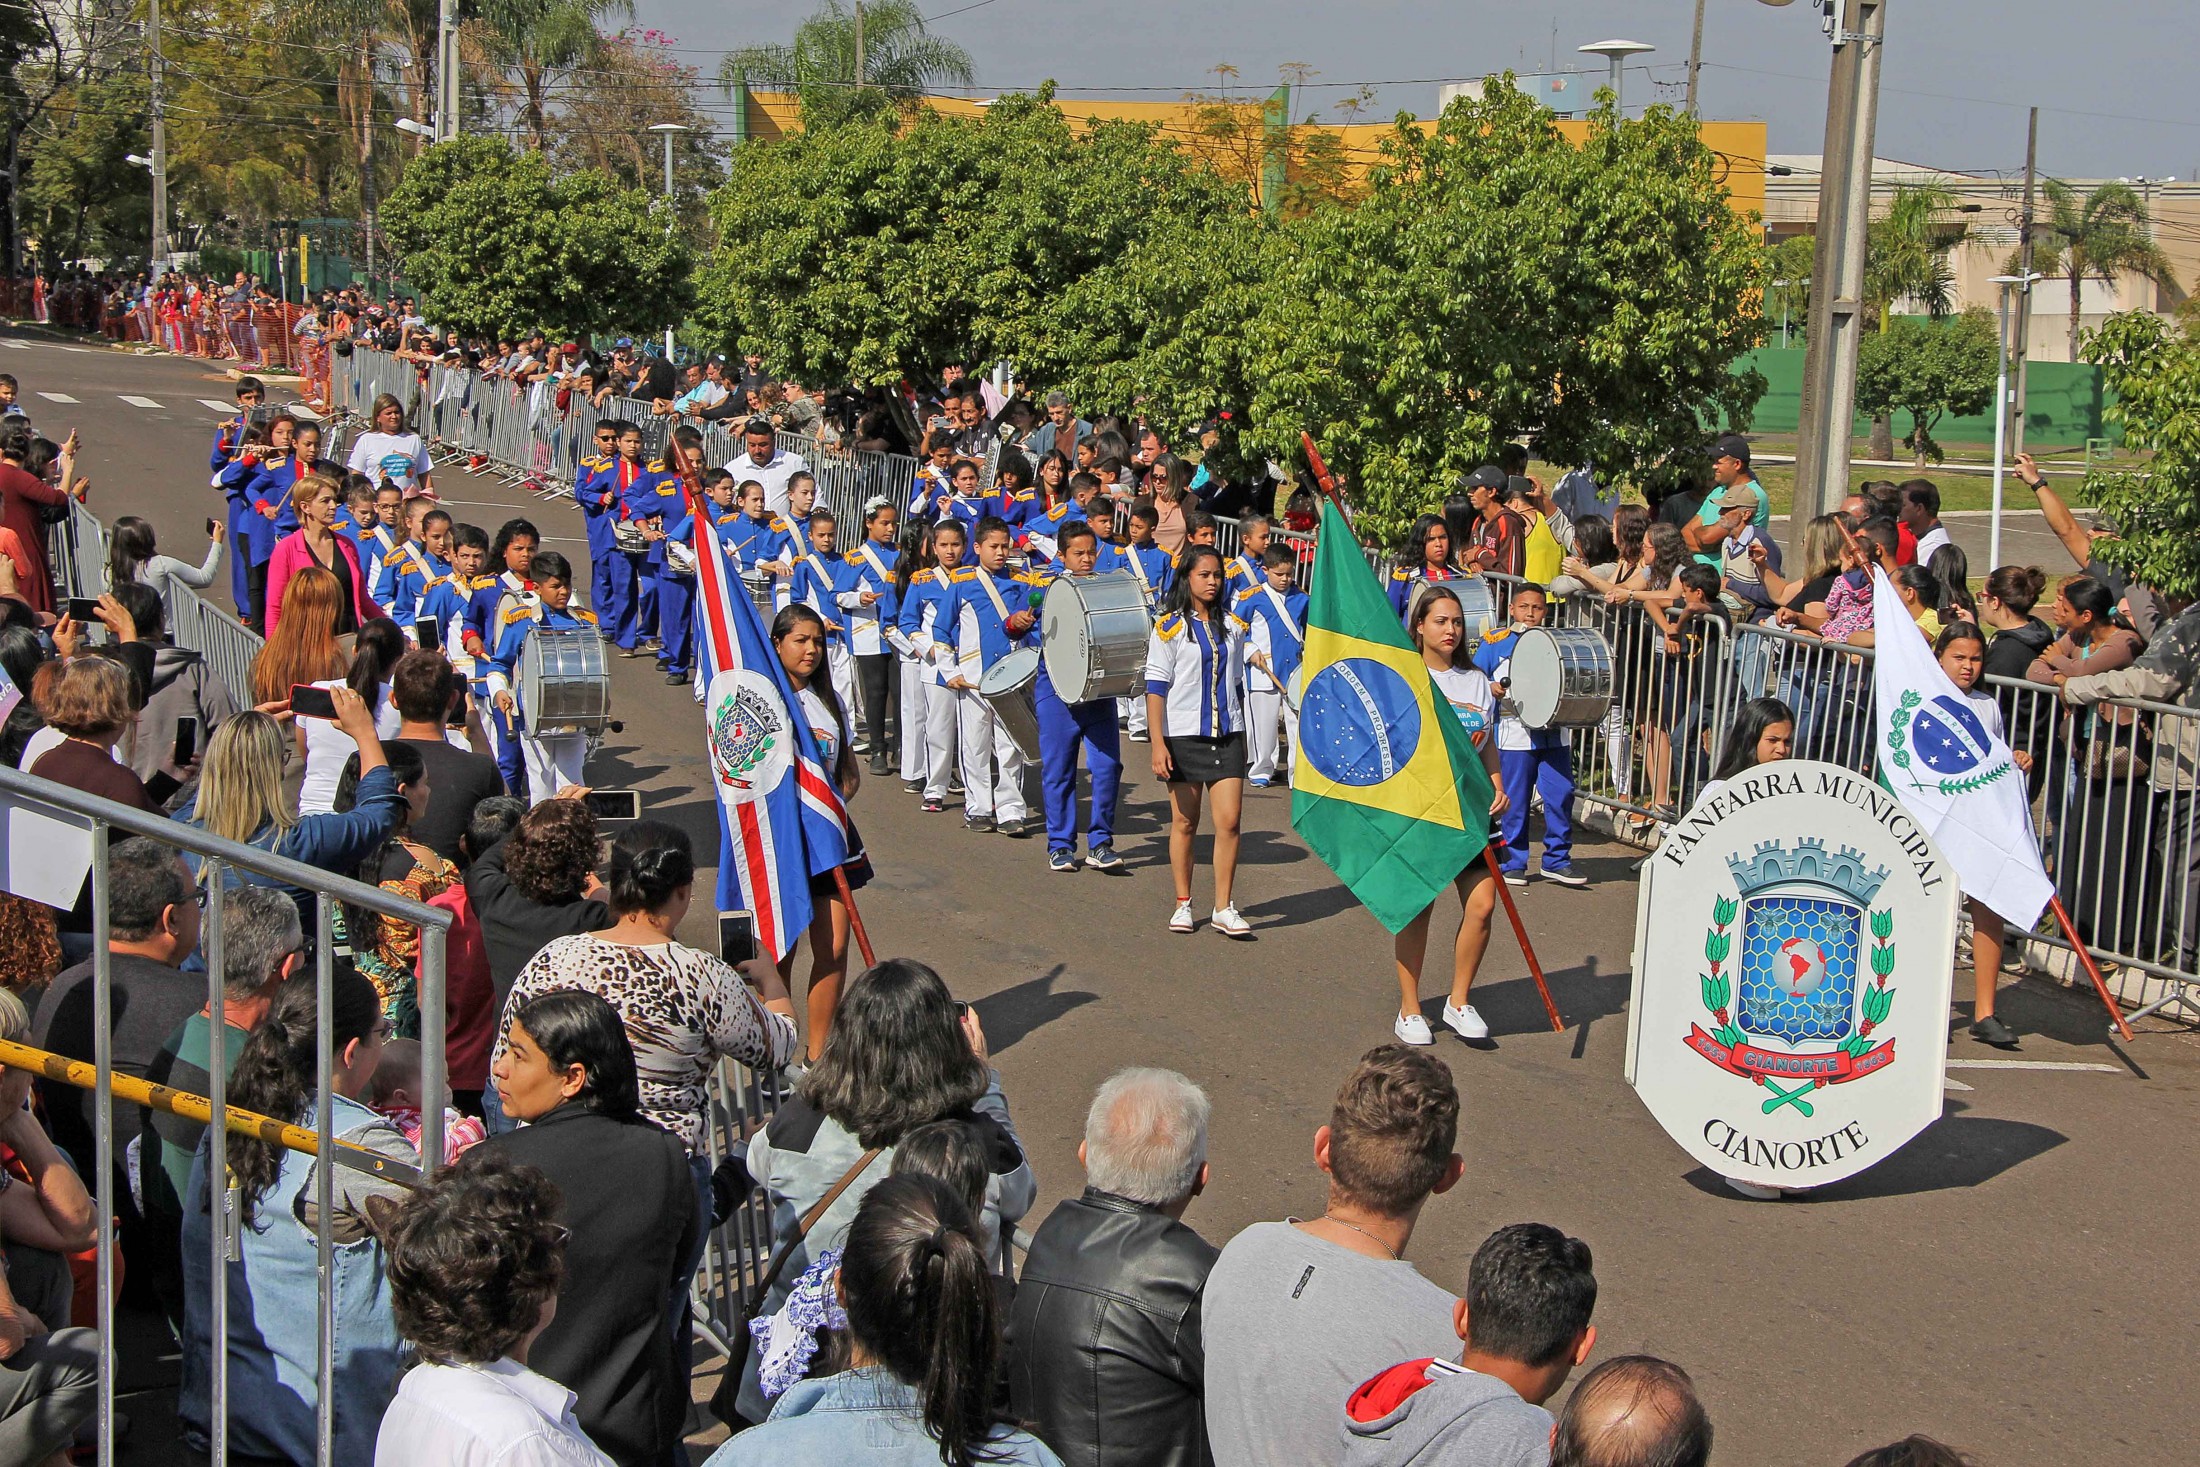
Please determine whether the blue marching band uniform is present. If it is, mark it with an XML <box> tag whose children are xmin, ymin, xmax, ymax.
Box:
<box><xmin>484</xmin><ymin>587</ymin><xmax>600</xmax><ymax>802</ymax></box>
<box><xmin>1029</xmin><ymin>566</ymin><xmax>1123</xmax><ymax>867</ymax></box>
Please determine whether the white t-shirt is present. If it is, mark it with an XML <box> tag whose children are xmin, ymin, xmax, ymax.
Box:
<box><xmin>297</xmin><ymin>679</ymin><xmax>402</xmax><ymax>815</ymax></box>
<box><xmin>1429</xmin><ymin>663</ymin><xmax>1497</xmax><ymax>749</ymax></box>
<box><xmin>346</xmin><ymin>431</ymin><xmax>433</xmax><ymax>493</ymax></box>
<box><xmin>721</xmin><ymin>447</ymin><xmax>809</xmax><ymax>519</ymax></box>
<box><xmin>796</xmin><ymin>684</ymin><xmax>843</xmax><ymax>773</ymax></box>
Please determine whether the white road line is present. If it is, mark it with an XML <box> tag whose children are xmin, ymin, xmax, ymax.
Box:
<box><xmin>119</xmin><ymin>395</ymin><xmax>163</xmax><ymax>409</ymax></box>
<box><xmin>37</xmin><ymin>391</ymin><xmax>76</xmax><ymax>404</ymax></box>
<box><xmin>0</xmin><ymin>340</ymin><xmax>26</xmax><ymax>349</ymax></box>
<box><xmin>1943</xmin><ymin>1078</ymin><xmax>1974</xmax><ymax>1092</ymax></box>
<box><xmin>199</xmin><ymin>399</ymin><xmax>237</xmax><ymax>413</ymax></box>
<box><xmin>1943</xmin><ymin>1059</ymin><xmax>2124</xmax><ymax>1074</ymax></box>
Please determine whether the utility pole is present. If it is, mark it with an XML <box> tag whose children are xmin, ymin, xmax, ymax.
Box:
<box><xmin>149</xmin><ymin>0</ymin><xmax>171</xmax><ymax>271</ymax></box>
<box><xmin>854</xmin><ymin>1</ymin><xmax>866</xmax><ymax>88</ymax></box>
<box><xmin>1686</xmin><ymin>0</ymin><xmax>1706</xmax><ymax>116</ymax></box>
<box><xmin>1788</xmin><ymin>0</ymin><xmax>1886</xmax><ymax>567</ymax></box>
<box><xmin>437</xmin><ymin>0</ymin><xmax>459</xmax><ymax>140</ymax></box>
<box><xmin>2010</xmin><ymin>107</ymin><xmax>2038</xmax><ymax>455</ymax></box>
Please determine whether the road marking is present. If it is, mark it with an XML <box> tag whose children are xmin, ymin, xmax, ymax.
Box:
<box><xmin>1944</xmin><ymin>1059</ymin><xmax>2124</xmax><ymax>1074</ymax></box>
<box><xmin>0</xmin><ymin>340</ymin><xmax>26</xmax><ymax>349</ymax></box>
<box><xmin>1944</xmin><ymin>1078</ymin><xmax>1973</xmax><ymax>1092</ymax></box>
<box><xmin>199</xmin><ymin>399</ymin><xmax>238</xmax><ymax>413</ymax></box>
<box><xmin>37</xmin><ymin>391</ymin><xmax>76</xmax><ymax>403</ymax></box>
<box><xmin>119</xmin><ymin>395</ymin><xmax>163</xmax><ymax>409</ymax></box>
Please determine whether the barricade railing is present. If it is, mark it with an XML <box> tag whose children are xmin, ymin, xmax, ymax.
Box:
<box><xmin>0</xmin><ymin>760</ymin><xmax>450</xmax><ymax>1467</ymax></box>
<box><xmin>55</xmin><ymin>499</ymin><xmax>263</xmax><ymax>712</ymax></box>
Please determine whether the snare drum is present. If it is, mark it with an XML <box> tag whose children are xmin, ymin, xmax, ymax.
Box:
<box><xmin>518</xmin><ymin>626</ymin><xmax>614</xmax><ymax>735</ymax></box>
<box><xmin>978</xmin><ymin>647</ymin><xmax>1045</xmax><ymax>763</ymax></box>
<box><xmin>1508</xmin><ymin>627</ymin><xmax>1614</xmax><ymax>728</ymax></box>
<box><xmin>742</xmin><ymin>574</ymin><xmax>777</xmax><ymax>621</ymax></box>
<box><xmin>1406</xmin><ymin>574</ymin><xmax>1497</xmax><ymax>637</ymax></box>
<box><xmin>1041</xmin><ymin>571</ymin><xmax>1153</xmax><ymax>703</ymax></box>
<box><xmin>611</xmin><ymin>521</ymin><xmax>650</xmax><ymax>555</ymax></box>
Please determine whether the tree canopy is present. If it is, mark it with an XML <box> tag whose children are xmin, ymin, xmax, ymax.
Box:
<box><xmin>1856</xmin><ymin>309</ymin><xmax>1998</xmax><ymax>468</ymax></box>
<box><xmin>382</xmin><ymin>134</ymin><xmax>690</xmax><ymax>338</ymax></box>
<box><xmin>2083</xmin><ymin>312</ymin><xmax>2200</xmax><ymax>600</ymax></box>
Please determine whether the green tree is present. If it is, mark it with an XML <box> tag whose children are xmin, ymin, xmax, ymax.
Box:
<box><xmin>1854</xmin><ymin>308</ymin><xmax>1998</xmax><ymax>468</ymax></box>
<box><xmin>719</xmin><ymin>0</ymin><xmax>972</xmax><ymax>129</ymax></box>
<box><xmin>2082</xmin><ymin>312</ymin><xmax>2200</xmax><ymax>600</ymax></box>
<box><xmin>699</xmin><ymin>90</ymin><xmax>1243</xmax><ymax>409</ymax></box>
<box><xmin>2035</xmin><ymin>178</ymin><xmax>2180</xmax><ymax>361</ymax></box>
<box><xmin>382</xmin><ymin>134</ymin><xmax>690</xmax><ymax>338</ymax></box>
<box><xmin>1861</xmin><ymin>181</ymin><xmax>1965</xmax><ymax>459</ymax></box>
<box><xmin>1763</xmin><ymin>232</ymin><xmax>1815</xmax><ymax>347</ymax></box>
<box><xmin>470</xmin><ymin>0</ymin><xmax>633</xmax><ymax>151</ymax></box>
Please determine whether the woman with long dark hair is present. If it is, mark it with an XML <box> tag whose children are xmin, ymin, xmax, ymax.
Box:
<box><xmin>1387</xmin><ymin>512</ymin><xmax>1461</xmax><ymax>619</ymax></box>
<box><xmin>109</xmin><ymin>512</ymin><xmax>224</xmax><ymax>604</ymax></box>
<box><xmin>296</xmin><ymin>612</ymin><xmax>405</xmax><ymax>815</ymax></box>
<box><xmin>773</xmin><ymin>602</ymin><xmax>871</xmax><ymax>1058</ymax></box>
<box><xmin>706</xmin><ymin>1176</ymin><xmax>1058</xmax><ymax>1466</ymax></box>
<box><xmin>1144</xmin><ymin>544</ymin><xmax>1252</xmax><ymax>937</ymax></box>
<box><xmin>487</xmin><ymin>989</ymin><xmax>697</xmax><ymax>1466</ymax></box>
<box><xmin>1704</xmin><ymin>695</ymin><xmax>1796</xmax><ymax>793</ymax></box>
<box><xmin>179</xmin><ymin>964</ymin><xmax>410</xmax><ymax>1464</ymax></box>
<box><xmin>735</xmin><ymin>957</ymin><xmax>1035</xmax><ymax>1426</ymax></box>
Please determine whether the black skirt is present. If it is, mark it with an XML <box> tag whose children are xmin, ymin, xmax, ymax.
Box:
<box><xmin>808</xmin><ymin>817</ymin><xmax>873</xmax><ymax>897</ymax></box>
<box><xmin>1164</xmin><ymin>732</ymin><xmax>1248</xmax><ymax>786</ymax></box>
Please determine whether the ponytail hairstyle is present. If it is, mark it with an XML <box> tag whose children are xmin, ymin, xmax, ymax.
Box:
<box><xmin>605</xmin><ymin>820</ymin><xmax>695</xmax><ymax>916</ymax></box>
<box><xmin>227</xmin><ymin>968</ymin><xmax>384</xmax><ymax>1225</ymax></box>
<box><xmin>346</xmin><ymin>615</ymin><xmax>406</xmax><ymax>701</ymax></box>
<box><xmin>838</xmin><ymin>1174</ymin><xmax>1008</xmax><ymax>1467</ymax></box>
<box><xmin>771</xmin><ymin>603</ymin><xmax>855</xmax><ymax>787</ymax></box>
<box><xmin>1159</xmin><ymin>544</ymin><xmax>1230</xmax><ymax>636</ymax></box>
<box><xmin>2060</xmin><ymin>574</ymin><xmax>2117</xmax><ymax>631</ymax></box>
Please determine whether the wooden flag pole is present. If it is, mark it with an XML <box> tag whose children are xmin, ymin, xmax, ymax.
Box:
<box><xmin>2047</xmin><ymin>897</ymin><xmax>2136</xmax><ymax>1041</ymax></box>
<box><xmin>1299</xmin><ymin>432</ymin><xmax>1563</xmax><ymax>1033</ymax></box>
<box><xmin>836</xmin><ymin>866</ymin><xmax>878</xmax><ymax>969</ymax></box>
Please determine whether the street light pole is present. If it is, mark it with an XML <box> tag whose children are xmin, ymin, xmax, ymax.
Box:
<box><xmin>437</xmin><ymin>0</ymin><xmax>459</xmax><ymax>140</ymax></box>
<box><xmin>148</xmin><ymin>0</ymin><xmax>170</xmax><ymax>271</ymax></box>
<box><xmin>1578</xmin><ymin>39</ymin><xmax>1655</xmax><ymax>116</ymax></box>
<box><xmin>1988</xmin><ymin>275</ymin><xmax>2029</xmax><ymax>568</ymax></box>
<box><xmin>649</xmin><ymin>122</ymin><xmax>688</xmax><ymax>360</ymax></box>
<box><xmin>1786</xmin><ymin>0</ymin><xmax>1887</xmax><ymax>568</ymax></box>
<box><xmin>1686</xmin><ymin>0</ymin><xmax>1706</xmax><ymax>115</ymax></box>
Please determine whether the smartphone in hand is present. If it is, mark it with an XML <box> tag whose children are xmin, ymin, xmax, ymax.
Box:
<box><xmin>719</xmin><ymin>911</ymin><xmax>758</xmax><ymax>966</ymax></box>
<box><xmin>289</xmin><ymin>684</ymin><xmax>339</xmax><ymax>720</ymax></box>
<box><xmin>173</xmin><ymin>716</ymin><xmax>198</xmax><ymax>765</ymax></box>
<box><xmin>584</xmin><ymin>788</ymin><xmax>641</xmax><ymax>822</ymax></box>
<box><xmin>65</xmin><ymin>598</ymin><xmax>102</xmax><ymax>623</ymax></box>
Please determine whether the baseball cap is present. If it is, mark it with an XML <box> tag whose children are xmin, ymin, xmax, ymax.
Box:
<box><xmin>560</xmin><ymin>341</ymin><xmax>580</xmax><ymax>353</ymax></box>
<box><xmin>615</xmin><ymin>337</ymin><xmax>634</xmax><ymax>349</ymax></box>
<box><xmin>1715</xmin><ymin>484</ymin><xmax>1758</xmax><ymax>511</ymax></box>
<box><xmin>1462</xmin><ymin>465</ymin><xmax>1507</xmax><ymax>493</ymax></box>
<box><xmin>1712</xmin><ymin>432</ymin><xmax>1752</xmax><ymax>466</ymax></box>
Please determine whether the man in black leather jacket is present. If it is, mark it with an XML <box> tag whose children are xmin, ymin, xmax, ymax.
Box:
<box><xmin>1008</xmin><ymin>1068</ymin><xmax>1219</xmax><ymax>1467</ymax></box>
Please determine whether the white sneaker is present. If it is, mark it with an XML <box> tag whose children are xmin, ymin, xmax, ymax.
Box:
<box><xmin>1442</xmin><ymin>1003</ymin><xmax>1490</xmax><ymax>1040</ymax></box>
<box><xmin>1723</xmin><ymin>1177</ymin><xmax>1784</xmax><ymax>1201</ymax></box>
<box><xmin>1169</xmin><ymin>900</ymin><xmax>1196</xmax><ymax>934</ymax></box>
<box><xmin>1210</xmin><ymin>904</ymin><xmax>1252</xmax><ymax>938</ymax></box>
<box><xmin>1394</xmin><ymin>1012</ymin><xmax>1434</xmax><ymax>1045</ymax></box>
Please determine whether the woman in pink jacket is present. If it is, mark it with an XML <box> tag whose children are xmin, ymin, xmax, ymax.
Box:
<box><xmin>266</xmin><ymin>472</ymin><xmax>381</xmax><ymax>634</ymax></box>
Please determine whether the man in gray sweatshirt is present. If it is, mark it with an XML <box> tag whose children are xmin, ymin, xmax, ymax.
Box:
<box><xmin>1340</xmin><ymin>1223</ymin><xmax>1598</xmax><ymax>1467</ymax></box>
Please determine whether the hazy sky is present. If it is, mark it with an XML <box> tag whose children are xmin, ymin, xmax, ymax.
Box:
<box><xmin>629</xmin><ymin>0</ymin><xmax>2199</xmax><ymax>180</ymax></box>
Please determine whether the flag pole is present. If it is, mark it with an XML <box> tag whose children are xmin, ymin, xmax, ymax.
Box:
<box><xmin>2047</xmin><ymin>897</ymin><xmax>2136</xmax><ymax>1041</ymax></box>
<box><xmin>1299</xmin><ymin>432</ymin><xmax>1563</xmax><ymax>1033</ymax></box>
<box><xmin>836</xmin><ymin>867</ymin><xmax>878</xmax><ymax>969</ymax></box>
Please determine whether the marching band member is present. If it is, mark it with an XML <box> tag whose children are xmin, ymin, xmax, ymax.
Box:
<box><xmin>839</xmin><ymin>497</ymin><xmax>903</xmax><ymax>774</ymax></box>
<box><xmin>895</xmin><ymin>519</ymin><xmax>966</xmax><ymax>805</ymax></box>
<box><xmin>462</xmin><ymin>517</ymin><xmax>540</xmax><ymax>656</ymax></box>
<box><xmin>570</xmin><ymin>420</ymin><xmax>620</xmax><ymax>631</ymax></box>
<box><xmin>1022</xmin><ymin>461</ymin><xmax>1086</xmax><ymax>566</ymax></box>
<box><xmin>208</xmin><ymin>375</ymin><xmax>264</xmax><ymax>477</ymax></box>
<box><xmin>1112</xmin><ymin>498</ymin><xmax>1172</xmax><ymax>743</ymax></box>
<box><xmin>988</xmin><ymin>450</ymin><xmax>1037</xmax><ymax>531</ymax></box>
<box><xmin>335</xmin><ymin>477</ymin><xmax>376</xmax><ymax>556</ymax></box>
<box><xmin>1144</xmin><ymin>544</ymin><xmax>1252</xmax><ymax>937</ymax></box>
<box><xmin>214</xmin><ymin>421</ymin><xmax>271</xmax><ymax>619</ymax></box>
<box><xmin>236</xmin><ymin>414</ymin><xmax>313</xmax><ymax>629</ymax></box>
<box><xmin>1033</xmin><ymin>519</ymin><xmax>1123</xmax><ymax>873</ymax></box>
<box><xmin>1236</xmin><ymin>542</ymin><xmax>1307</xmax><ymax>788</ymax></box>
<box><xmin>382</xmin><ymin>503</ymin><xmax>454</xmax><ymax>632</ymax></box>
<box><xmin>418</xmin><ymin>524</ymin><xmax>493</xmax><ymax>701</ymax></box>
<box><xmin>360</xmin><ymin>482</ymin><xmax>406</xmax><ymax>613</ymax></box>
<box><xmin>1391</xmin><ymin>585</ymin><xmax>1508</xmax><ymax>1044</ymax></box>
<box><xmin>945</xmin><ymin>516</ymin><xmax>1038</xmax><ymax>835</ymax></box>
<box><xmin>1473</xmin><ymin>583</ymin><xmax>1585</xmax><ymax>887</ymax></box>
<box><xmin>906</xmin><ymin>435</ymin><xmax>958</xmax><ymax>523</ymax></box>
<box><xmin>583</xmin><ymin>421</ymin><xmax>658</xmax><ymax>656</ymax></box>
<box><xmin>789</xmin><ymin>507</ymin><xmax>858</xmax><ymax>715</ymax></box>
<box><xmin>1388</xmin><ymin>512</ymin><xmax>1462</xmax><ymax>620</ymax></box>
<box><xmin>644</xmin><ymin>425</ymin><xmax>704</xmax><ymax>682</ymax></box>
<box><xmin>1224</xmin><ymin>514</ymin><xmax>1275</xmax><ymax>599</ymax></box>
<box><xmin>769</xmin><ymin>603</ymin><xmax>870</xmax><ymax>1059</ymax></box>
<box><xmin>935</xmin><ymin>459</ymin><xmax>989</xmax><ymax>551</ymax></box>
<box><xmin>485</xmin><ymin>550</ymin><xmax>598</xmax><ymax>803</ymax></box>
<box><xmin>207</xmin><ymin>374</ymin><xmax>265</xmax><ymax>619</ymax></box>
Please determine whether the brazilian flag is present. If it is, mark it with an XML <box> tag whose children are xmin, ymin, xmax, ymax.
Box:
<box><xmin>1290</xmin><ymin>500</ymin><xmax>1495</xmax><ymax>932</ymax></box>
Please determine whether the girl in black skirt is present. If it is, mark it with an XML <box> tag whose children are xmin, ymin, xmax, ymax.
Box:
<box><xmin>1143</xmin><ymin>545</ymin><xmax>1254</xmax><ymax>938</ymax></box>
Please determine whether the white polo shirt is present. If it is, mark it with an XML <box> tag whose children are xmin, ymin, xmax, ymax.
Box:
<box><xmin>721</xmin><ymin>447</ymin><xmax>810</xmax><ymax>519</ymax></box>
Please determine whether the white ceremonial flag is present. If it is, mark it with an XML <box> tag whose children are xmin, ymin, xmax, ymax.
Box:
<box><xmin>1869</xmin><ymin>570</ymin><xmax>2053</xmax><ymax>928</ymax></box>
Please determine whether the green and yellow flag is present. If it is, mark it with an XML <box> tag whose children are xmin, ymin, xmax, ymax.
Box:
<box><xmin>1290</xmin><ymin>501</ymin><xmax>1494</xmax><ymax>932</ymax></box>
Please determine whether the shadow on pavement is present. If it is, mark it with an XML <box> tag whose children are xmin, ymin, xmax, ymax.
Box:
<box><xmin>971</xmin><ymin>964</ymin><xmax>1098</xmax><ymax>1056</ymax></box>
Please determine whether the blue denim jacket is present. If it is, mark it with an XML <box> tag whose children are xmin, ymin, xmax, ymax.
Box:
<box><xmin>172</xmin><ymin>763</ymin><xmax>403</xmax><ymax>938</ymax></box>
<box><xmin>703</xmin><ymin>1367</ymin><xmax>1061</xmax><ymax>1467</ymax></box>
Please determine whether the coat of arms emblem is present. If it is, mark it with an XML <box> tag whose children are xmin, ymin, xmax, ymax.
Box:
<box><xmin>707</xmin><ymin>670</ymin><xmax>791</xmax><ymax>800</ymax></box>
<box><xmin>1686</xmin><ymin>838</ymin><xmax>1899</xmax><ymax>1117</ymax></box>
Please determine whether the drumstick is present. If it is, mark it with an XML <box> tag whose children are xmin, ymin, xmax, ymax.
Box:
<box><xmin>1298</xmin><ymin>431</ymin><xmax>1562</xmax><ymax>1032</ymax></box>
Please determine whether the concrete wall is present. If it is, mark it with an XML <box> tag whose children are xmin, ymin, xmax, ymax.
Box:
<box><xmin>1734</xmin><ymin>344</ymin><xmax>2116</xmax><ymax>449</ymax></box>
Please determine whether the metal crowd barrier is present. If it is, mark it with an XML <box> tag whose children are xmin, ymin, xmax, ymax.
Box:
<box><xmin>0</xmin><ymin>761</ymin><xmax>450</xmax><ymax>1467</ymax></box>
<box><xmin>54</xmin><ymin>499</ymin><xmax>262</xmax><ymax>712</ymax></box>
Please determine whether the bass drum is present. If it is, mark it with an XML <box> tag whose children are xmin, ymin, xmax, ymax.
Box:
<box><xmin>518</xmin><ymin>625</ymin><xmax>613</xmax><ymax>735</ymax></box>
<box><xmin>1406</xmin><ymin>573</ymin><xmax>1498</xmax><ymax>637</ymax></box>
<box><xmin>978</xmin><ymin>647</ymin><xmax>1044</xmax><ymax>763</ymax></box>
<box><xmin>1508</xmin><ymin>626</ymin><xmax>1613</xmax><ymax>728</ymax></box>
<box><xmin>1041</xmin><ymin>570</ymin><xmax>1153</xmax><ymax>703</ymax></box>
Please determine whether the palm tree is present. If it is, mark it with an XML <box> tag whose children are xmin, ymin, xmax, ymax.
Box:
<box><xmin>2034</xmin><ymin>178</ymin><xmax>2179</xmax><ymax>359</ymax></box>
<box><xmin>1860</xmin><ymin>182</ymin><xmax>1965</xmax><ymax>458</ymax></box>
<box><xmin>470</xmin><ymin>0</ymin><xmax>633</xmax><ymax>152</ymax></box>
<box><xmin>718</xmin><ymin>0</ymin><xmax>975</xmax><ymax>127</ymax></box>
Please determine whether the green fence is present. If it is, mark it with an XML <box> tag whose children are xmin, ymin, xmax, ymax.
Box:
<box><xmin>1734</xmin><ymin>344</ymin><xmax>2118</xmax><ymax>450</ymax></box>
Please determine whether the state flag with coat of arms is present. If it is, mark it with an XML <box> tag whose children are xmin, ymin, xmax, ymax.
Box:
<box><xmin>1291</xmin><ymin>500</ymin><xmax>1496</xmax><ymax>931</ymax></box>
<box><xmin>687</xmin><ymin>477</ymin><xmax>853</xmax><ymax>961</ymax></box>
<box><xmin>1869</xmin><ymin>568</ymin><xmax>2052</xmax><ymax>929</ymax></box>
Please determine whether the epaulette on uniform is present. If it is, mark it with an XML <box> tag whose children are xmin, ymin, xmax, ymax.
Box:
<box><xmin>1155</xmin><ymin>612</ymin><xmax>1184</xmax><ymax>640</ymax></box>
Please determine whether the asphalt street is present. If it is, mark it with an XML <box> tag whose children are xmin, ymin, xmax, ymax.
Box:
<box><xmin>24</xmin><ymin>337</ymin><xmax>2199</xmax><ymax>1466</ymax></box>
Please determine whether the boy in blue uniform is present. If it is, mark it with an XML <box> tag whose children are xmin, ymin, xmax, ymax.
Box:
<box><xmin>418</xmin><ymin>524</ymin><xmax>492</xmax><ymax>681</ymax></box>
<box><xmin>1472</xmin><ymin>582</ymin><xmax>1586</xmax><ymax>887</ymax></box>
<box><xmin>906</xmin><ymin>437</ymin><xmax>958</xmax><ymax>523</ymax></box>
<box><xmin>580</xmin><ymin>422</ymin><xmax>658</xmax><ymax>655</ymax></box>
<box><xmin>641</xmin><ymin>426</ymin><xmax>703</xmax><ymax>680</ymax></box>
<box><xmin>1236</xmin><ymin>542</ymin><xmax>1307</xmax><ymax>787</ymax></box>
<box><xmin>1022</xmin><ymin>469</ymin><xmax>1092</xmax><ymax>566</ymax></box>
<box><xmin>360</xmin><ymin>483</ymin><xmax>406</xmax><ymax>616</ymax></box>
<box><xmin>789</xmin><ymin>508</ymin><xmax>857</xmax><ymax>714</ymax></box>
<box><xmin>213</xmin><ymin>421</ymin><xmax>270</xmax><ymax>620</ymax></box>
<box><xmin>569</xmin><ymin>420</ymin><xmax>620</xmax><ymax>630</ymax></box>
<box><xmin>723</xmin><ymin>478</ymin><xmax>797</xmax><ymax>585</ymax></box>
<box><xmin>382</xmin><ymin>504</ymin><xmax>455</xmax><ymax>631</ymax></box>
<box><xmin>485</xmin><ymin>550</ymin><xmax>598</xmax><ymax>802</ymax></box>
<box><xmin>946</xmin><ymin>515</ymin><xmax>1041</xmax><ymax>835</ymax></box>
<box><xmin>898</xmin><ymin>520</ymin><xmax>967</xmax><ymax>809</ymax></box>
<box><xmin>1110</xmin><ymin>499</ymin><xmax>1172</xmax><ymax>741</ymax></box>
<box><xmin>1224</xmin><ymin>514</ymin><xmax>1274</xmax><ymax>599</ymax></box>
<box><xmin>838</xmin><ymin>498</ymin><xmax>902</xmax><ymax>772</ymax></box>
<box><xmin>1032</xmin><ymin>519</ymin><xmax>1124</xmax><ymax>872</ymax></box>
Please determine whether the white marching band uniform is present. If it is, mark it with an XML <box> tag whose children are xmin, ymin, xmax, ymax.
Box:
<box><xmin>485</xmin><ymin>587</ymin><xmax>597</xmax><ymax>804</ymax></box>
